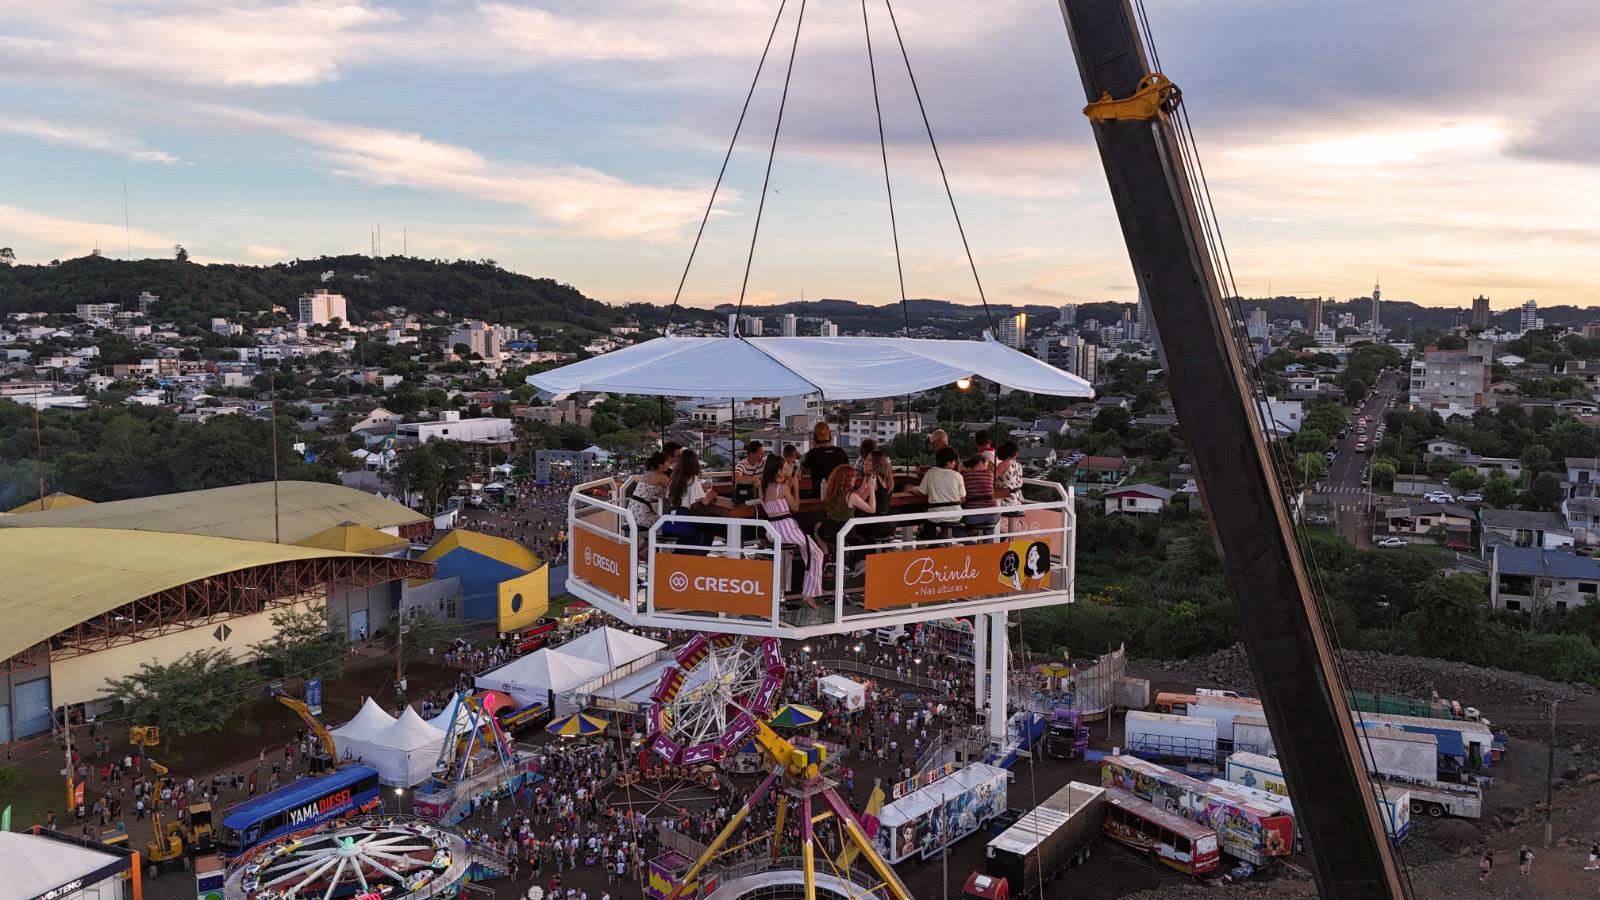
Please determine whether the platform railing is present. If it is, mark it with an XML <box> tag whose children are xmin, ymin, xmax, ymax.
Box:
<box><xmin>566</xmin><ymin>476</ymin><xmax>642</xmax><ymax>620</ymax></box>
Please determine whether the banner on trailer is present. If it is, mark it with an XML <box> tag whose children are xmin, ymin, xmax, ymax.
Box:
<box><xmin>573</xmin><ymin>527</ymin><xmax>631</xmax><ymax>600</ymax></box>
<box><xmin>653</xmin><ymin>554</ymin><xmax>773</xmax><ymax>616</ymax></box>
<box><xmin>864</xmin><ymin>538</ymin><xmax>1051</xmax><ymax>609</ymax></box>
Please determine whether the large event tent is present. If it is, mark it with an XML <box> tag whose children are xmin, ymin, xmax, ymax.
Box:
<box><xmin>558</xmin><ymin>626</ymin><xmax>666</xmax><ymax>669</ymax></box>
<box><xmin>527</xmin><ymin>335</ymin><xmax>1095</xmax><ymax>401</ymax></box>
<box><xmin>475</xmin><ymin>648</ymin><xmax>609</xmax><ymax>711</ymax></box>
<box><xmin>330</xmin><ymin>698</ymin><xmax>448</xmax><ymax>786</ymax></box>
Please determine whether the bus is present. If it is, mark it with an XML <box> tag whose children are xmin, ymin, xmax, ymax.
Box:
<box><xmin>216</xmin><ymin>765</ymin><xmax>382</xmax><ymax>860</ymax></box>
<box><xmin>1102</xmin><ymin>788</ymin><xmax>1219</xmax><ymax>875</ymax></box>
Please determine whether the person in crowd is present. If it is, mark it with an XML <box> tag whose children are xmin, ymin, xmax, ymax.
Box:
<box><xmin>801</xmin><ymin>423</ymin><xmax>849</xmax><ymax>499</ymax></box>
<box><xmin>910</xmin><ymin>446</ymin><xmax>966</xmax><ymax>538</ymax></box>
<box><xmin>759</xmin><ymin>455</ymin><xmax>822</xmax><ymax>609</ymax></box>
<box><xmin>960</xmin><ymin>454</ymin><xmax>1000</xmax><ymax>535</ymax></box>
<box><xmin>659</xmin><ymin>450</ymin><xmax>727</xmax><ymax>547</ymax></box>
<box><xmin>993</xmin><ymin>440</ymin><xmax>1025</xmax><ymax>528</ymax></box>
<box><xmin>854</xmin><ymin>448</ymin><xmax>898</xmax><ymax>543</ymax></box>
<box><xmin>733</xmin><ymin>440</ymin><xmax>767</xmax><ymax>503</ymax></box>
<box><xmin>625</xmin><ymin>451</ymin><xmax>671</xmax><ymax>533</ymax></box>
<box><xmin>816</xmin><ymin>464</ymin><xmax>877</xmax><ymax>568</ymax></box>
<box><xmin>974</xmin><ymin>430</ymin><xmax>996</xmax><ymax>465</ymax></box>
<box><xmin>928</xmin><ymin>429</ymin><xmax>950</xmax><ymax>454</ymax></box>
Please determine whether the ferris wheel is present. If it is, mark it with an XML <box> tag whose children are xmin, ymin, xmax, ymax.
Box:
<box><xmin>235</xmin><ymin>819</ymin><xmax>465</xmax><ymax>899</ymax></box>
<box><xmin>647</xmin><ymin>633</ymin><xmax>786</xmax><ymax>765</ymax></box>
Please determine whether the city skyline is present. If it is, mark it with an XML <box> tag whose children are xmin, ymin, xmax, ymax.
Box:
<box><xmin>2</xmin><ymin>0</ymin><xmax>1598</xmax><ymax>309</ymax></box>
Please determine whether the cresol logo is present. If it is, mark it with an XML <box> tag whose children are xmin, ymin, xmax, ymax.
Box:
<box><xmin>584</xmin><ymin>545</ymin><xmax>620</xmax><ymax>577</ymax></box>
<box><xmin>668</xmin><ymin>572</ymin><xmax>690</xmax><ymax>592</ymax></box>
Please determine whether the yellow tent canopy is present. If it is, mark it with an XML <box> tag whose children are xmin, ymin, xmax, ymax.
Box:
<box><xmin>295</xmin><ymin>520</ymin><xmax>409</xmax><ymax>554</ymax></box>
<box><xmin>4</xmin><ymin>492</ymin><xmax>94</xmax><ymax>514</ymax></box>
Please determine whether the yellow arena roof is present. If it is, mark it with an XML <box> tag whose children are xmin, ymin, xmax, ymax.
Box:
<box><xmin>419</xmin><ymin>528</ymin><xmax>541</xmax><ymax>573</ymax></box>
<box><xmin>4</xmin><ymin>491</ymin><xmax>95</xmax><ymax>514</ymax></box>
<box><xmin>0</xmin><ymin>527</ymin><xmax>394</xmax><ymax>663</ymax></box>
<box><xmin>296</xmin><ymin>521</ymin><xmax>410</xmax><ymax>554</ymax></box>
<box><xmin>0</xmin><ymin>480</ymin><xmax>426</xmax><ymax>545</ymax></box>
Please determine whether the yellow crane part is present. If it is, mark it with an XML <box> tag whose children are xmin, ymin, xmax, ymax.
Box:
<box><xmin>1083</xmin><ymin>73</ymin><xmax>1179</xmax><ymax>121</ymax></box>
<box><xmin>275</xmin><ymin>695</ymin><xmax>338</xmax><ymax>760</ymax></box>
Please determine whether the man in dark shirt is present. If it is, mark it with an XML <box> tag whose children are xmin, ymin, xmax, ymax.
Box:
<box><xmin>801</xmin><ymin>422</ymin><xmax>849</xmax><ymax>499</ymax></box>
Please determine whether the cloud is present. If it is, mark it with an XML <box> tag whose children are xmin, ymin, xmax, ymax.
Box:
<box><xmin>245</xmin><ymin>243</ymin><xmax>289</xmax><ymax>260</ymax></box>
<box><xmin>0</xmin><ymin>204</ymin><xmax>175</xmax><ymax>260</ymax></box>
<box><xmin>0</xmin><ymin>116</ymin><xmax>177</xmax><ymax>163</ymax></box>
<box><xmin>205</xmin><ymin>106</ymin><xmax>717</xmax><ymax>241</ymax></box>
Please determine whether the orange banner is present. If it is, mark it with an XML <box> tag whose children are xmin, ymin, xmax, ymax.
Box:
<box><xmin>864</xmin><ymin>539</ymin><xmax>1052</xmax><ymax>609</ymax></box>
<box><xmin>1005</xmin><ymin>507</ymin><xmax>1066</xmax><ymax>557</ymax></box>
<box><xmin>572</xmin><ymin>527</ymin><xmax>632</xmax><ymax>601</ymax></box>
<box><xmin>654</xmin><ymin>553</ymin><xmax>774</xmax><ymax>616</ymax></box>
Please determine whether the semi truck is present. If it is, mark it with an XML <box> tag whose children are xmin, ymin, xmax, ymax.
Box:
<box><xmin>980</xmin><ymin>782</ymin><xmax>1106</xmax><ymax>894</ymax></box>
<box><xmin>1229</xmin><ymin>749</ymin><xmax>1477</xmax><ymax>821</ymax></box>
<box><xmin>1123</xmin><ymin>709</ymin><xmax>1218</xmax><ymax>766</ymax></box>
<box><xmin>1044</xmin><ymin>708</ymin><xmax>1089</xmax><ymax>759</ymax></box>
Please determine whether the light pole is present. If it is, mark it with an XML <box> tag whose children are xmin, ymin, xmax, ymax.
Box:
<box><xmin>1546</xmin><ymin>699</ymin><xmax>1559</xmax><ymax>848</ymax></box>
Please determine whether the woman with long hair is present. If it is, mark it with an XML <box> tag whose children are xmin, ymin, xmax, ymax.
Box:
<box><xmin>626</xmin><ymin>451</ymin><xmax>670</xmax><ymax>532</ymax></box>
<box><xmin>818</xmin><ymin>463</ymin><xmax>877</xmax><ymax>572</ymax></box>
<box><xmin>759</xmin><ymin>454</ymin><xmax>822</xmax><ymax>609</ymax></box>
<box><xmin>660</xmin><ymin>450</ymin><xmax>724</xmax><ymax>546</ymax></box>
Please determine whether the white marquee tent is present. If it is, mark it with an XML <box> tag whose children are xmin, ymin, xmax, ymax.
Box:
<box><xmin>528</xmin><ymin>335</ymin><xmax>1095</xmax><ymax>401</ymax></box>
<box><xmin>817</xmin><ymin>674</ymin><xmax>867</xmax><ymax>711</ymax></box>
<box><xmin>331</xmin><ymin>699</ymin><xmax>448</xmax><ymax>787</ymax></box>
<box><xmin>475</xmin><ymin>647</ymin><xmax>610</xmax><ymax>711</ymax></box>
<box><xmin>558</xmin><ymin>626</ymin><xmax>666</xmax><ymax>670</ymax></box>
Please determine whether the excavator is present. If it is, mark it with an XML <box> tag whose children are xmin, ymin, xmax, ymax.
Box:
<box><xmin>275</xmin><ymin>693</ymin><xmax>339</xmax><ymax>772</ymax></box>
<box><xmin>142</xmin><ymin>761</ymin><xmax>213</xmax><ymax>873</ymax></box>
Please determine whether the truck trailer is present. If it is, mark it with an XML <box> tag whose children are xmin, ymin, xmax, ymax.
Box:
<box><xmin>983</xmin><ymin>782</ymin><xmax>1106</xmax><ymax>893</ymax></box>
<box><xmin>875</xmin><ymin>763</ymin><xmax>1009</xmax><ymax>864</ymax></box>
<box><xmin>1123</xmin><ymin>709</ymin><xmax>1218</xmax><ymax>766</ymax></box>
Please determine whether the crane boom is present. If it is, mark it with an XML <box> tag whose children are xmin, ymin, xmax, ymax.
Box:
<box><xmin>1054</xmin><ymin>1</ymin><xmax>1406</xmax><ymax>897</ymax></box>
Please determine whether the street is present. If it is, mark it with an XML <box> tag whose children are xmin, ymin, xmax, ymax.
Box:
<box><xmin>1316</xmin><ymin>369</ymin><xmax>1401</xmax><ymax>547</ymax></box>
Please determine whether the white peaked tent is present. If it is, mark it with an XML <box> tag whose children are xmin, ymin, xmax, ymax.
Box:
<box><xmin>475</xmin><ymin>647</ymin><xmax>609</xmax><ymax>710</ymax></box>
<box><xmin>331</xmin><ymin>697</ymin><xmax>398</xmax><ymax>750</ymax></box>
<box><xmin>558</xmin><ymin>626</ymin><xmax>666</xmax><ymax>670</ymax></box>
<box><xmin>817</xmin><ymin>674</ymin><xmax>867</xmax><ymax>711</ymax></box>
<box><xmin>527</xmin><ymin>335</ymin><xmax>1095</xmax><ymax>401</ymax></box>
<box><xmin>331</xmin><ymin>701</ymin><xmax>448</xmax><ymax>787</ymax></box>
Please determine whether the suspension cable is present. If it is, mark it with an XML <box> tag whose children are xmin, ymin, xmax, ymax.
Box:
<box><xmin>734</xmin><ymin>0</ymin><xmax>809</xmax><ymax>322</ymax></box>
<box><xmin>665</xmin><ymin>0</ymin><xmax>792</xmax><ymax>336</ymax></box>
<box><xmin>859</xmin><ymin>0</ymin><xmax>911</xmax><ymax>340</ymax></box>
<box><xmin>880</xmin><ymin>0</ymin><xmax>996</xmax><ymax>335</ymax></box>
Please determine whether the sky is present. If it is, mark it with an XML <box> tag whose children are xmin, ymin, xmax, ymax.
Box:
<box><xmin>2</xmin><ymin>0</ymin><xmax>1598</xmax><ymax>311</ymax></box>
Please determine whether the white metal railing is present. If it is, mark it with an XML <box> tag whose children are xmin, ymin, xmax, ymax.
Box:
<box><xmin>564</xmin><ymin>474</ymin><xmax>1075</xmax><ymax>634</ymax></box>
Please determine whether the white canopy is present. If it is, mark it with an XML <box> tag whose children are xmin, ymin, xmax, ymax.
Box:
<box><xmin>558</xmin><ymin>625</ymin><xmax>666</xmax><ymax>669</ymax></box>
<box><xmin>332</xmin><ymin>697</ymin><xmax>398</xmax><ymax>744</ymax></box>
<box><xmin>817</xmin><ymin>674</ymin><xmax>867</xmax><ymax>711</ymax></box>
<box><xmin>527</xmin><ymin>335</ymin><xmax>1095</xmax><ymax>401</ymax></box>
<box><xmin>3</xmin><ymin>831</ymin><xmax>129</xmax><ymax>898</ymax></box>
<box><xmin>475</xmin><ymin>647</ymin><xmax>610</xmax><ymax>707</ymax></box>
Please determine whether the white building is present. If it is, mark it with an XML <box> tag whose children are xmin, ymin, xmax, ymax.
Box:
<box><xmin>1260</xmin><ymin>398</ymin><xmax>1304</xmax><ymax>435</ymax></box>
<box><xmin>844</xmin><ymin>412</ymin><xmax>932</xmax><ymax>447</ymax></box>
<box><xmin>995</xmin><ymin>312</ymin><xmax>1027</xmax><ymax>349</ymax></box>
<box><xmin>75</xmin><ymin>302</ymin><xmax>119</xmax><ymax>321</ymax></box>
<box><xmin>818</xmin><ymin>319</ymin><xmax>839</xmax><ymax>337</ymax></box>
<box><xmin>1057</xmin><ymin>304</ymin><xmax>1078</xmax><ymax>326</ymax></box>
<box><xmin>210</xmin><ymin>317</ymin><xmax>242</xmax><ymax>336</ymax></box>
<box><xmin>781</xmin><ymin>314</ymin><xmax>798</xmax><ymax>337</ymax></box>
<box><xmin>446</xmin><ymin>320</ymin><xmax>502</xmax><ymax>359</ymax></box>
<box><xmin>1520</xmin><ymin>299</ymin><xmax>1542</xmax><ymax>333</ymax></box>
<box><xmin>1034</xmin><ymin>334</ymin><xmax>1097</xmax><ymax>384</ymax></box>
<box><xmin>397</xmin><ymin>412</ymin><xmax>513</xmax><ymax>444</ymax></box>
<box><xmin>738</xmin><ymin>314</ymin><xmax>764</xmax><ymax>336</ymax></box>
<box><xmin>297</xmin><ymin>289</ymin><xmax>349</xmax><ymax>326</ymax></box>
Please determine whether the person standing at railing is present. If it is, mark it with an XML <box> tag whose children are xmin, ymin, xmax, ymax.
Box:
<box><xmin>801</xmin><ymin>422</ymin><xmax>848</xmax><ymax>499</ymax></box>
<box><xmin>994</xmin><ymin>440</ymin><xmax>1025</xmax><ymax>532</ymax></box>
<box><xmin>911</xmin><ymin>446</ymin><xmax>966</xmax><ymax>539</ymax></box>
<box><xmin>759</xmin><ymin>455</ymin><xmax>822</xmax><ymax>609</ymax></box>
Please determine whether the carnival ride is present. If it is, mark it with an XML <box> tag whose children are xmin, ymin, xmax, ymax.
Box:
<box><xmin>224</xmin><ymin>816</ymin><xmax>472</xmax><ymax>900</ymax></box>
<box><xmin>411</xmin><ymin>692</ymin><xmax>531</xmax><ymax>824</ymax></box>
<box><xmin>643</xmin><ymin>634</ymin><xmax>910</xmax><ymax>900</ymax></box>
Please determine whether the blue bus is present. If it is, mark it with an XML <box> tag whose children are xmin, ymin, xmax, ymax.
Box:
<box><xmin>216</xmin><ymin>765</ymin><xmax>382</xmax><ymax>859</ymax></box>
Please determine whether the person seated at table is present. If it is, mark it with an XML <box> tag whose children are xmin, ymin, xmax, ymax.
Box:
<box><xmin>658</xmin><ymin>450</ymin><xmax>728</xmax><ymax>549</ymax></box>
<box><xmin>974</xmin><ymin>430</ymin><xmax>996</xmax><ymax>465</ymax></box>
<box><xmin>758</xmin><ymin>454</ymin><xmax>822</xmax><ymax>608</ymax></box>
<box><xmin>910</xmin><ymin>446</ymin><xmax>966</xmax><ymax>538</ymax></box>
<box><xmin>661</xmin><ymin>441</ymin><xmax>684</xmax><ymax>475</ymax></box>
<box><xmin>802</xmin><ymin>422</ymin><xmax>849</xmax><ymax>499</ymax></box>
<box><xmin>733</xmin><ymin>440</ymin><xmax>766</xmax><ymax>502</ymax></box>
<box><xmin>994</xmin><ymin>440</ymin><xmax>1025</xmax><ymax>528</ymax></box>
<box><xmin>816</xmin><ymin>463</ymin><xmax>878</xmax><ymax>557</ymax></box>
<box><xmin>625</xmin><ymin>451</ymin><xmax>671</xmax><ymax>532</ymax></box>
<box><xmin>928</xmin><ymin>429</ymin><xmax>950</xmax><ymax>454</ymax></box>
<box><xmin>960</xmin><ymin>453</ymin><xmax>1000</xmax><ymax>535</ymax></box>
<box><xmin>855</xmin><ymin>448</ymin><xmax>897</xmax><ymax>542</ymax></box>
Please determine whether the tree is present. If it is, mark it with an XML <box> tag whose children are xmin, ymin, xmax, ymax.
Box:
<box><xmin>102</xmin><ymin>649</ymin><xmax>254</xmax><ymax>736</ymax></box>
<box><xmin>1427</xmin><ymin>455</ymin><xmax>1459</xmax><ymax>481</ymax></box>
<box><xmin>0</xmin><ymin>247</ymin><xmax>14</xmax><ymax>265</ymax></box>
<box><xmin>1449</xmin><ymin>467</ymin><xmax>1483</xmax><ymax>492</ymax></box>
<box><xmin>1526</xmin><ymin>472</ymin><xmax>1564</xmax><ymax>511</ymax></box>
<box><xmin>1296</xmin><ymin>452</ymin><xmax>1328</xmax><ymax>482</ymax></box>
<box><xmin>173</xmin><ymin>244</ymin><xmax>189</xmax><ymax>262</ymax></box>
<box><xmin>1402</xmin><ymin>574</ymin><xmax>1487</xmax><ymax>659</ymax></box>
<box><xmin>1344</xmin><ymin>379</ymin><xmax>1368</xmax><ymax>404</ymax></box>
<box><xmin>1293</xmin><ymin>427</ymin><xmax>1329</xmax><ymax>455</ymax></box>
<box><xmin>253</xmin><ymin>604</ymin><xmax>348</xmax><ymax>680</ymax></box>
<box><xmin>390</xmin><ymin>440</ymin><xmax>471</xmax><ymax>513</ymax></box>
<box><xmin>1483</xmin><ymin>470</ymin><xmax>1517</xmax><ymax>508</ymax></box>
<box><xmin>1371</xmin><ymin>461</ymin><xmax>1397</xmax><ymax>491</ymax></box>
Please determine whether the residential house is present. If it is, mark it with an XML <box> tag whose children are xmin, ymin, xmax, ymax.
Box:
<box><xmin>1567</xmin><ymin>458</ymin><xmax>1600</xmax><ymax>500</ymax></box>
<box><xmin>1260</xmin><ymin>398</ymin><xmax>1304</xmax><ymax>435</ymax></box>
<box><xmin>1016</xmin><ymin>445</ymin><xmax>1058</xmax><ymax>471</ymax></box>
<box><xmin>1479</xmin><ymin>509</ymin><xmax>1574</xmax><ymax>554</ymax></box>
<box><xmin>1073</xmin><ymin>455</ymin><xmax>1130</xmax><ymax>485</ymax></box>
<box><xmin>1383</xmin><ymin>502</ymin><xmax>1475</xmax><ymax>548</ymax></box>
<box><xmin>1424</xmin><ymin>439</ymin><xmax>1471</xmax><ymax>461</ymax></box>
<box><xmin>1488</xmin><ymin>381</ymin><xmax>1523</xmax><ymax>408</ymax></box>
<box><xmin>349</xmin><ymin>407</ymin><xmax>401</xmax><ymax>433</ymax></box>
<box><xmin>1490</xmin><ymin>545</ymin><xmax>1600</xmax><ymax>611</ymax></box>
<box><xmin>1562</xmin><ymin>496</ymin><xmax>1600</xmax><ymax>545</ymax></box>
<box><xmin>1103</xmin><ymin>484</ymin><xmax>1175</xmax><ymax>515</ymax></box>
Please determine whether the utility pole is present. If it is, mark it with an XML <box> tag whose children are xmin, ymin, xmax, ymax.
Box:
<box><xmin>1054</xmin><ymin>1</ymin><xmax>1406</xmax><ymax>897</ymax></box>
<box><xmin>1547</xmin><ymin>699</ymin><xmax>1558</xmax><ymax>848</ymax></box>
<box><xmin>32</xmin><ymin>386</ymin><xmax>45</xmax><ymax>507</ymax></box>
<box><xmin>62</xmin><ymin>709</ymin><xmax>75</xmax><ymax>813</ymax></box>
<box><xmin>270</xmin><ymin>373</ymin><xmax>281</xmax><ymax>543</ymax></box>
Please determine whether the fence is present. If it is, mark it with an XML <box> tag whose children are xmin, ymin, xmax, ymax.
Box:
<box><xmin>814</xmin><ymin>658</ymin><xmax>940</xmax><ymax>690</ymax></box>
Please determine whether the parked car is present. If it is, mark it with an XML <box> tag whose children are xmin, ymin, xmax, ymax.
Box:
<box><xmin>1423</xmin><ymin>491</ymin><xmax>1454</xmax><ymax>503</ymax></box>
<box><xmin>1308</xmin><ymin>514</ymin><xmax>1331</xmax><ymax>525</ymax></box>
<box><xmin>1377</xmin><ymin>537</ymin><xmax>1409</xmax><ymax>548</ymax></box>
<box><xmin>1458</xmin><ymin>492</ymin><xmax>1483</xmax><ymax>503</ymax></box>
